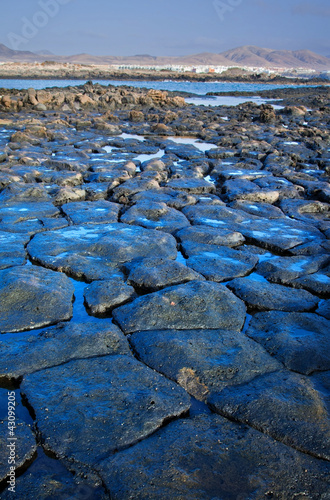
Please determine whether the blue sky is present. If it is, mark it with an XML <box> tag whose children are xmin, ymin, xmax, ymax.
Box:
<box><xmin>1</xmin><ymin>0</ymin><xmax>329</xmax><ymax>56</ymax></box>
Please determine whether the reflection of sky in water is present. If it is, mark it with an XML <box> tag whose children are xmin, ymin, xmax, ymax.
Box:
<box><xmin>185</xmin><ymin>95</ymin><xmax>284</xmax><ymax>108</ymax></box>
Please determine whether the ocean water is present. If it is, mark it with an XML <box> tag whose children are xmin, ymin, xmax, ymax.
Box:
<box><xmin>0</xmin><ymin>78</ymin><xmax>324</xmax><ymax>95</ymax></box>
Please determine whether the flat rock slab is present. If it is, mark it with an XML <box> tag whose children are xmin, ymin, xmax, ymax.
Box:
<box><xmin>130</xmin><ymin>329</ymin><xmax>281</xmax><ymax>401</ymax></box>
<box><xmin>83</xmin><ymin>278</ymin><xmax>136</xmax><ymax>314</ymax></box>
<box><xmin>246</xmin><ymin>311</ymin><xmax>330</xmax><ymax>375</ymax></box>
<box><xmin>0</xmin><ymin>266</ymin><xmax>74</xmax><ymax>333</ymax></box>
<box><xmin>165</xmin><ymin>178</ymin><xmax>216</xmax><ymax>194</ymax></box>
<box><xmin>112</xmin><ymin>281</ymin><xmax>246</xmax><ymax>333</ymax></box>
<box><xmin>0</xmin><ymin>322</ymin><xmax>130</xmax><ymax>381</ymax></box>
<box><xmin>317</xmin><ymin>300</ymin><xmax>330</xmax><ymax>320</ymax></box>
<box><xmin>289</xmin><ymin>272</ymin><xmax>330</xmax><ymax>297</ymax></box>
<box><xmin>257</xmin><ymin>254</ymin><xmax>330</xmax><ymax>284</ymax></box>
<box><xmin>0</xmin><ymin>201</ymin><xmax>60</xmax><ymax>223</ymax></box>
<box><xmin>227</xmin><ymin>274</ymin><xmax>319</xmax><ymax>312</ymax></box>
<box><xmin>120</xmin><ymin>201</ymin><xmax>190</xmax><ymax>234</ymax></box>
<box><xmin>229</xmin><ymin>200</ymin><xmax>286</xmax><ymax>219</ymax></box>
<box><xmin>126</xmin><ymin>257</ymin><xmax>204</xmax><ymax>291</ymax></box>
<box><xmin>238</xmin><ymin>218</ymin><xmax>325</xmax><ymax>253</ymax></box>
<box><xmin>209</xmin><ymin>369</ymin><xmax>330</xmax><ymax>461</ymax></box>
<box><xmin>21</xmin><ymin>355</ymin><xmax>190</xmax><ymax>466</ymax></box>
<box><xmin>0</xmin><ymin>459</ymin><xmax>108</xmax><ymax>500</ymax></box>
<box><xmin>187</xmin><ymin>247</ymin><xmax>258</xmax><ymax>282</ymax></box>
<box><xmin>176</xmin><ymin>224</ymin><xmax>245</xmax><ymax>248</ymax></box>
<box><xmin>182</xmin><ymin>205</ymin><xmax>249</xmax><ymax>227</ymax></box>
<box><xmin>0</xmin><ymin>231</ymin><xmax>29</xmax><ymax>269</ymax></box>
<box><xmin>0</xmin><ymin>419</ymin><xmax>37</xmax><ymax>483</ymax></box>
<box><xmin>27</xmin><ymin>223</ymin><xmax>177</xmax><ymax>281</ymax></box>
<box><xmin>98</xmin><ymin>414</ymin><xmax>330</xmax><ymax>499</ymax></box>
<box><xmin>61</xmin><ymin>200</ymin><xmax>120</xmax><ymax>224</ymax></box>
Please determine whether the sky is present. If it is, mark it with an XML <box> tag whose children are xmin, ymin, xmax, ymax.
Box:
<box><xmin>0</xmin><ymin>0</ymin><xmax>329</xmax><ymax>57</ymax></box>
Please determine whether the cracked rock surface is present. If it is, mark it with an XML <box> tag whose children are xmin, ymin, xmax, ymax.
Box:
<box><xmin>0</xmin><ymin>82</ymin><xmax>330</xmax><ymax>498</ymax></box>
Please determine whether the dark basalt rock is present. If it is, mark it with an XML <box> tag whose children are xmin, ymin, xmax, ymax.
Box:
<box><xmin>256</xmin><ymin>254</ymin><xmax>330</xmax><ymax>284</ymax></box>
<box><xmin>165</xmin><ymin>177</ymin><xmax>216</xmax><ymax>195</ymax></box>
<box><xmin>126</xmin><ymin>257</ymin><xmax>205</xmax><ymax>291</ymax></box>
<box><xmin>246</xmin><ymin>311</ymin><xmax>330</xmax><ymax>375</ymax></box>
<box><xmin>0</xmin><ymin>322</ymin><xmax>130</xmax><ymax>381</ymax></box>
<box><xmin>97</xmin><ymin>414</ymin><xmax>330</xmax><ymax>499</ymax></box>
<box><xmin>317</xmin><ymin>300</ymin><xmax>330</xmax><ymax>320</ymax></box>
<box><xmin>130</xmin><ymin>328</ymin><xmax>281</xmax><ymax>401</ymax></box>
<box><xmin>83</xmin><ymin>278</ymin><xmax>136</xmax><ymax>314</ymax></box>
<box><xmin>186</xmin><ymin>247</ymin><xmax>258</xmax><ymax>282</ymax></box>
<box><xmin>0</xmin><ymin>231</ymin><xmax>29</xmax><ymax>269</ymax></box>
<box><xmin>288</xmin><ymin>272</ymin><xmax>330</xmax><ymax>297</ymax></box>
<box><xmin>176</xmin><ymin>224</ymin><xmax>245</xmax><ymax>248</ymax></box>
<box><xmin>112</xmin><ymin>280</ymin><xmax>246</xmax><ymax>333</ymax></box>
<box><xmin>238</xmin><ymin>217</ymin><xmax>325</xmax><ymax>253</ymax></box>
<box><xmin>27</xmin><ymin>223</ymin><xmax>177</xmax><ymax>281</ymax></box>
<box><xmin>120</xmin><ymin>200</ymin><xmax>190</xmax><ymax>234</ymax></box>
<box><xmin>61</xmin><ymin>199</ymin><xmax>120</xmax><ymax>224</ymax></box>
<box><xmin>21</xmin><ymin>355</ymin><xmax>190</xmax><ymax>467</ymax></box>
<box><xmin>227</xmin><ymin>274</ymin><xmax>319</xmax><ymax>312</ymax></box>
<box><xmin>0</xmin><ymin>419</ymin><xmax>37</xmax><ymax>483</ymax></box>
<box><xmin>0</xmin><ymin>266</ymin><xmax>74</xmax><ymax>333</ymax></box>
<box><xmin>209</xmin><ymin>369</ymin><xmax>330</xmax><ymax>461</ymax></box>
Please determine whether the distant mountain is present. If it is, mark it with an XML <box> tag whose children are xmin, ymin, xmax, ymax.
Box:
<box><xmin>0</xmin><ymin>43</ymin><xmax>41</xmax><ymax>61</ymax></box>
<box><xmin>221</xmin><ymin>45</ymin><xmax>330</xmax><ymax>69</ymax></box>
<box><xmin>0</xmin><ymin>43</ymin><xmax>329</xmax><ymax>70</ymax></box>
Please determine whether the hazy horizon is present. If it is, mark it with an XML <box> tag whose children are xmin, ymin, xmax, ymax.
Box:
<box><xmin>0</xmin><ymin>0</ymin><xmax>329</xmax><ymax>57</ymax></box>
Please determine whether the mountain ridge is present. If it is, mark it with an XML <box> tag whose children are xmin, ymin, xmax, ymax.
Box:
<box><xmin>0</xmin><ymin>43</ymin><xmax>329</xmax><ymax>70</ymax></box>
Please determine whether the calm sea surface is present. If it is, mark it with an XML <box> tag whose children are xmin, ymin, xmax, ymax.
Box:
<box><xmin>0</xmin><ymin>79</ymin><xmax>323</xmax><ymax>95</ymax></box>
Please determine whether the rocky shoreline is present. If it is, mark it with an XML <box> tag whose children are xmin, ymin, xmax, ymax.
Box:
<box><xmin>0</xmin><ymin>82</ymin><xmax>330</xmax><ymax>498</ymax></box>
<box><xmin>0</xmin><ymin>62</ymin><xmax>329</xmax><ymax>84</ymax></box>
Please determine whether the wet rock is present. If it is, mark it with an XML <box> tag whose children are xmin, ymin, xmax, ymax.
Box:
<box><xmin>0</xmin><ymin>322</ymin><xmax>130</xmax><ymax>381</ymax></box>
<box><xmin>131</xmin><ymin>328</ymin><xmax>280</xmax><ymax>401</ymax></box>
<box><xmin>182</xmin><ymin>204</ymin><xmax>247</xmax><ymax>228</ymax></box>
<box><xmin>209</xmin><ymin>369</ymin><xmax>330</xmax><ymax>460</ymax></box>
<box><xmin>256</xmin><ymin>254</ymin><xmax>330</xmax><ymax>284</ymax></box>
<box><xmin>238</xmin><ymin>217</ymin><xmax>325</xmax><ymax>253</ymax></box>
<box><xmin>0</xmin><ymin>457</ymin><xmax>108</xmax><ymax>500</ymax></box>
<box><xmin>21</xmin><ymin>355</ymin><xmax>190</xmax><ymax>466</ymax></box>
<box><xmin>246</xmin><ymin>311</ymin><xmax>330</xmax><ymax>375</ymax></box>
<box><xmin>27</xmin><ymin>223</ymin><xmax>177</xmax><ymax>281</ymax></box>
<box><xmin>288</xmin><ymin>272</ymin><xmax>330</xmax><ymax>297</ymax></box>
<box><xmin>280</xmin><ymin>199</ymin><xmax>330</xmax><ymax>228</ymax></box>
<box><xmin>258</xmin><ymin>103</ymin><xmax>276</xmax><ymax>123</ymax></box>
<box><xmin>113</xmin><ymin>280</ymin><xmax>246</xmax><ymax>333</ymax></box>
<box><xmin>84</xmin><ymin>278</ymin><xmax>136</xmax><ymax>314</ymax></box>
<box><xmin>98</xmin><ymin>413</ymin><xmax>330</xmax><ymax>499</ymax></box>
<box><xmin>228</xmin><ymin>274</ymin><xmax>319</xmax><ymax>312</ymax></box>
<box><xmin>0</xmin><ymin>231</ymin><xmax>29</xmax><ymax>269</ymax></box>
<box><xmin>186</xmin><ymin>247</ymin><xmax>258</xmax><ymax>282</ymax></box>
<box><xmin>0</xmin><ymin>266</ymin><xmax>74</xmax><ymax>333</ymax></box>
<box><xmin>165</xmin><ymin>177</ymin><xmax>216</xmax><ymax>195</ymax></box>
<box><xmin>0</xmin><ymin>201</ymin><xmax>60</xmax><ymax>223</ymax></box>
<box><xmin>222</xmin><ymin>179</ymin><xmax>279</xmax><ymax>204</ymax></box>
<box><xmin>229</xmin><ymin>200</ymin><xmax>285</xmax><ymax>219</ymax></box>
<box><xmin>61</xmin><ymin>200</ymin><xmax>120</xmax><ymax>224</ymax></box>
<box><xmin>120</xmin><ymin>201</ymin><xmax>190</xmax><ymax>234</ymax></box>
<box><xmin>111</xmin><ymin>177</ymin><xmax>160</xmax><ymax>203</ymax></box>
<box><xmin>176</xmin><ymin>224</ymin><xmax>245</xmax><ymax>249</ymax></box>
<box><xmin>0</xmin><ymin>420</ymin><xmax>37</xmax><ymax>483</ymax></box>
<box><xmin>317</xmin><ymin>300</ymin><xmax>330</xmax><ymax>320</ymax></box>
<box><xmin>51</xmin><ymin>186</ymin><xmax>86</xmax><ymax>205</ymax></box>
<box><xmin>131</xmin><ymin>187</ymin><xmax>196</xmax><ymax>210</ymax></box>
<box><xmin>126</xmin><ymin>257</ymin><xmax>204</xmax><ymax>292</ymax></box>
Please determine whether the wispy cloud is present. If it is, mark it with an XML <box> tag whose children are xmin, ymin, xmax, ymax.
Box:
<box><xmin>292</xmin><ymin>3</ymin><xmax>330</xmax><ymax>17</ymax></box>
